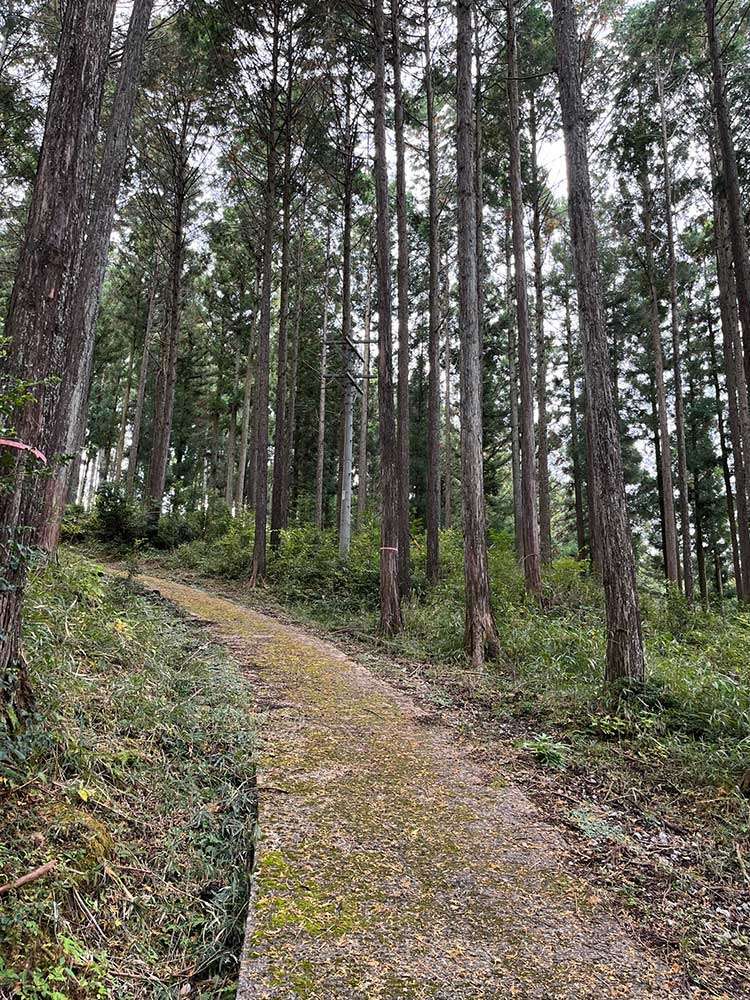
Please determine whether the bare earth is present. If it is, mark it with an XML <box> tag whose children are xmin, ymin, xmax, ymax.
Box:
<box><xmin>137</xmin><ymin>573</ymin><xmax>686</xmax><ymax>1000</ymax></box>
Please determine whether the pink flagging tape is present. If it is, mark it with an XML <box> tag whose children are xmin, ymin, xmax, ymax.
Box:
<box><xmin>380</xmin><ymin>547</ymin><xmax>399</xmax><ymax>552</ymax></box>
<box><xmin>0</xmin><ymin>439</ymin><xmax>47</xmax><ymax>464</ymax></box>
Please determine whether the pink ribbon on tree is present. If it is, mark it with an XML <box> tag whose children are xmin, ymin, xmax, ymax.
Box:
<box><xmin>0</xmin><ymin>439</ymin><xmax>47</xmax><ymax>464</ymax></box>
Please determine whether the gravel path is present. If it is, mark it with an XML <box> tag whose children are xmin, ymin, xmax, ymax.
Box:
<box><xmin>138</xmin><ymin>573</ymin><xmax>685</xmax><ymax>1000</ymax></box>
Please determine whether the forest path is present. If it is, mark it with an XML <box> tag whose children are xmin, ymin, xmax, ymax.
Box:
<box><xmin>136</xmin><ymin>572</ymin><xmax>682</xmax><ymax>1000</ymax></box>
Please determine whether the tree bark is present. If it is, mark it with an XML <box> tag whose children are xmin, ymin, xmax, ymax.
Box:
<box><xmin>507</xmin><ymin>0</ymin><xmax>542</xmax><ymax>597</ymax></box>
<box><xmin>552</xmin><ymin>0</ymin><xmax>645</xmax><ymax>684</ymax></box>
<box><xmin>40</xmin><ymin>0</ymin><xmax>155</xmax><ymax>549</ymax></box>
<box><xmin>146</xmin><ymin>145</ymin><xmax>186</xmax><ymax>528</ymax></box>
<box><xmin>285</xmin><ymin>194</ymin><xmax>306</xmax><ymax>519</ymax></box>
<box><xmin>225</xmin><ymin>344</ymin><xmax>241</xmax><ymax>507</ymax></box>
<box><xmin>374</xmin><ymin>0</ymin><xmax>403</xmax><ymax>635</ymax></box>
<box><xmin>391</xmin><ymin>0</ymin><xmax>411</xmax><ymax>598</ymax></box>
<box><xmin>505</xmin><ymin>202</ymin><xmax>523</xmax><ymax>563</ymax></box>
<box><xmin>712</xmin><ymin>151</ymin><xmax>750</xmax><ymax>599</ymax></box>
<box><xmin>315</xmin><ymin>230</ymin><xmax>332</xmax><ymax>531</ymax></box>
<box><xmin>338</xmin><ymin>76</ymin><xmax>357</xmax><ymax>560</ymax></box>
<box><xmin>235</xmin><ymin>282</ymin><xmax>258</xmax><ymax>513</ymax></box>
<box><xmin>250</xmin><ymin>3</ymin><xmax>281</xmax><ymax>585</ymax></box>
<box><xmin>564</xmin><ymin>281</ymin><xmax>586</xmax><ymax>559</ymax></box>
<box><xmin>358</xmin><ymin>228</ymin><xmax>374</xmax><ymax>525</ymax></box>
<box><xmin>530</xmin><ymin>92</ymin><xmax>552</xmax><ymax>563</ymax></box>
<box><xmin>707</xmin><ymin>305</ymin><xmax>742</xmax><ymax>595</ymax></box>
<box><xmin>0</xmin><ymin>0</ymin><xmax>116</xmax><ymax>728</ymax></box>
<box><xmin>640</xmin><ymin>164</ymin><xmax>680</xmax><ymax>588</ymax></box>
<box><xmin>706</xmin><ymin>0</ymin><xmax>750</xmax><ymax>384</ymax></box>
<box><xmin>425</xmin><ymin>0</ymin><xmax>441</xmax><ymax>585</ymax></box>
<box><xmin>114</xmin><ymin>346</ymin><xmax>135</xmax><ymax>484</ymax></box>
<box><xmin>443</xmin><ymin>250</ymin><xmax>453</xmax><ymax>530</ymax></box>
<box><xmin>126</xmin><ymin>264</ymin><xmax>158</xmax><ymax>498</ymax></box>
<box><xmin>650</xmin><ymin>373</ymin><xmax>669</xmax><ymax>576</ymax></box>
<box><xmin>270</xmin><ymin>30</ymin><xmax>296</xmax><ymax>550</ymax></box>
<box><xmin>657</xmin><ymin>69</ymin><xmax>692</xmax><ymax>600</ymax></box>
<box><xmin>457</xmin><ymin>0</ymin><xmax>500</xmax><ymax>665</ymax></box>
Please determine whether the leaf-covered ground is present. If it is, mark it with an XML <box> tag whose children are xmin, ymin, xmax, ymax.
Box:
<box><xmin>0</xmin><ymin>553</ymin><xmax>256</xmax><ymax>999</ymax></box>
<box><xmin>135</xmin><ymin>571</ymin><xmax>690</xmax><ymax>1000</ymax></box>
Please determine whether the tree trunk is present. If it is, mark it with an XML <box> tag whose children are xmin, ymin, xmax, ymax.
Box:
<box><xmin>425</xmin><ymin>0</ymin><xmax>441</xmax><ymax>585</ymax></box>
<box><xmin>657</xmin><ymin>69</ymin><xmax>692</xmax><ymax>600</ymax></box>
<box><xmin>529</xmin><ymin>92</ymin><xmax>552</xmax><ymax>563</ymax></box>
<box><xmin>707</xmin><ymin>306</ymin><xmax>742</xmax><ymax>595</ymax></box>
<box><xmin>475</xmin><ymin>14</ymin><xmax>486</xmax><ymax>337</ymax></box>
<box><xmin>79</xmin><ymin>455</ymin><xmax>92</xmax><ymax>507</ymax></box>
<box><xmin>507</xmin><ymin>0</ymin><xmax>542</xmax><ymax>597</ymax></box>
<box><xmin>374</xmin><ymin>0</ymin><xmax>403</xmax><ymax>635</ymax></box>
<box><xmin>285</xmin><ymin>194</ymin><xmax>306</xmax><ymax>520</ymax></box>
<box><xmin>505</xmin><ymin>202</ymin><xmax>523</xmax><ymax>563</ymax></box>
<box><xmin>564</xmin><ymin>283</ymin><xmax>586</xmax><ymax>559</ymax></box>
<box><xmin>358</xmin><ymin>228</ymin><xmax>374</xmax><ymax>525</ymax></box>
<box><xmin>315</xmin><ymin>230</ymin><xmax>332</xmax><ymax>531</ymax></box>
<box><xmin>338</xmin><ymin>83</ymin><xmax>357</xmax><ymax>561</ymax></box>
<box><xmin>443</xmin><ymin>251</ymin><xmax>453</xmax><ymax>530</ymax></box>
<box><xmin>225</xmin><ymin>346</ymin><xmax>241</xmax><ymax>507</ymax></box>
<box><xmin>40</xmin><ymin>0</ymin><xmax>155</xmax><ymax>550</ymax></box>
<box><xmin>391</xmin><ymin>0</ymin><xmax>411</xmax><ymax>598</ymax></box>
<box><xmin>250</xmin><ymin>4</ymin><xmax>281</xmax><ymax>586</ymax></box>
<box><xmin>457</xmin><ymin>0</ymin><xmax>500</xmax><ymax>665</ymax></box>
<box><xmin>146</xmin><ymin>183</ymin><xmax>184</xmax><ymax>528</ymax></box>
<box><xmin>0</xmin><ymin>0</ymin><xmax>116</xmax><ymax>730</ymax></box>
<box><xmin>650</xmin><ymin>374</ymin><xmax>669</xmax><ymax>576</ymax></box>
<box><xmin>114</xmin><ymin>346</ymin><xmax>135</xmax><ymax>483</ymax></box>
<box><xmin>236</xmin><ymin>267</ymin><xmax>260</xmax><ymax>511</ymax></box>
<box><xmin>552</xmin><ymin>0</ymin><xmax>645</xmax><ymax>685</ymax></box>
<box><xmin>713</xmin><ymin>155</ymin><xmax>750</xmax><ymax>599</ymax></box>
<box><xmin>126</xmin><ymin>264</ymin><xmax>158</xmax><ymax>499</ymax></box>
<box><xmin>706</xmin><ymin>0</ymin><xmax>750</xmax><ymax>384</ymax></box>
<box><xmin>640</xmin><ymin>165</ymin><xmax>680</xmax><ymax>588</ymax></box>
<box><xmin>270</xmin><ymin>33</ymin><xmax>295</xmax><ymax>551</ymax></box>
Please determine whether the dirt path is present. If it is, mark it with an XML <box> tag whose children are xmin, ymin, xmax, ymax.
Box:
<box><xmin>138</xmin><ymin>573</ymin><xmax>684</xmax><ymax>1000</ymax></box>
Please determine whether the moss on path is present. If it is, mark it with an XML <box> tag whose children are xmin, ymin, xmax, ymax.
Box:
<box><xmin>137</xmin><ymin>574</ymin><xmax>684</xmax><ymax>1000</ymax></box>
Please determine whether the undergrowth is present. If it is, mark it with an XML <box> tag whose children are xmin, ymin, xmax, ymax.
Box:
<box><xmin>0</xmin><ymin>552</ymin><xmax>256</xmax><ymax>999</ymax></box>
<box><xmin>157</xmin><ymin>520</ymin><xmax>750</xmax><ymax>792</ymax></box>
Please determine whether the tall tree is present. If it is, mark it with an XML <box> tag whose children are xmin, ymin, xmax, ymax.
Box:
<box><xmin>457</xmin><ymin>0</ymin><xmax>500</xmax><ymax>665</ymax></box>
<box><xmin>270</xmin><ymin>25</ymin><xmax>296</xmax><ymax>551</ymax></box>
<box><xmin>705</xmin><ymin>0</ymin><xmax>750</xmax><ymax>381</ymax></box>
<box><xmin>506</xmin><ymin>0</ymin><xmax>542</xmax><ymax>597</ymax></box>
<box><xmin>656</xmin><ymin>66</ymin><xmax>693</xmax><ymax>599</ymax></box>
<box><xmin>529</xmin><ymin>91</ymin><xmax>552</xmax><ymax>563</ymax></box>
<box><xmin>424</xmin><ymin>0</ymin><xmax>441</xmax><ymax>586</ymax></box>
<box><xmin>374</xmin><ymin>0</ymin><xmax>403</xmax><ymax>636</ymax></box>
<box><xmin>640</xmin><ymin>162</ymin><xmax>680</xmax><ymax>586</ymax></box>
<box><xmin>250</xmin><ymin>1</ymin><xmax>282</xmax><ymax>585</ymax></box>
<box><xmin>40</xmin><ymin>0</ymin><xmax>155</xmax><ymax>549</ymax></box>
<box><xmin>552</xmin><ymin>0</ymin><xmax>645</xmax><ymax>684</ymax></box>
<box><xmin>0</xmin><ymin>0</ymin><xmax>116</xmax><ymax>727</ymax></box>
<box><xmin>391</xmin><ymin>0</ymin><xmax>411</xmax><ymax>598</ymax></box>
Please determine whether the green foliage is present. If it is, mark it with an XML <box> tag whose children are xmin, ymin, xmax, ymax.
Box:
<box><xmin>175</xmin><ymin>511</ymin><xmax>255</xmax><ymax>578</ymax></box>
<box><xmin>521</xmin><ymin>734</ymin><xmax>571</xmax><ymax>770</ymax></box>
<box><xmin>0</xmin><ymin>552</ymin><xmax>256</xmax><ymax>997</ymax></box>
<box><xmin>91</xmin><ymin>483</ymin><xmax>144</xmax><ymax>544</ymax></box>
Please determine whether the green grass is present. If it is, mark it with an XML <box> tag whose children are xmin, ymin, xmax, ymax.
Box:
<box><xmin>0</xmin><ymin>552</ymin><xmax>256</xmax><ymax>999</ymax></box>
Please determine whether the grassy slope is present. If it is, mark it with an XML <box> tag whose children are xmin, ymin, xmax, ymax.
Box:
<box><xmin>0</xmin><ymin>553</ymin><xmax>256</xmax><ymax>999</ymax></box>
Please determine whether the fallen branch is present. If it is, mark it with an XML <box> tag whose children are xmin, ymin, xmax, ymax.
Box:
<box><xmin>0</xmin><ymin>860</ymin><xmax>56</xmax><ymax>896</ymax></box>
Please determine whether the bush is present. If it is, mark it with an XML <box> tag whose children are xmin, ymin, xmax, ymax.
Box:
<box><xmin>59</xmin><ymin>503</ymin><xmax>94</xmax><ymax>543</ymax></box>
<box><xmin>91</xmin><ymin>483</ymin><xmax>144</xmax><ymax>543</ymax></box>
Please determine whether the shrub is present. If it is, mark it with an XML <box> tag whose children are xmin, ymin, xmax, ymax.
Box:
<box><xmin>91</xmin><ymin>483</ymin><xmax>144</xmax><ymax>543</ymax></box>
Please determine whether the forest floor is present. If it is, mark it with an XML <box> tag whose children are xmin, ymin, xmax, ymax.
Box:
<box><xmin>129</xmin><ymin>569</ymin><xmax>706</xmax><ymax>1000</ymax></box>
